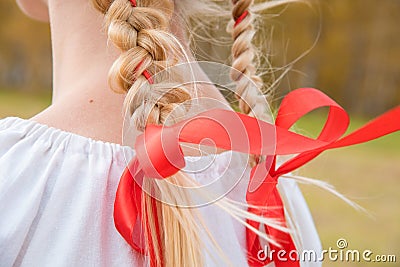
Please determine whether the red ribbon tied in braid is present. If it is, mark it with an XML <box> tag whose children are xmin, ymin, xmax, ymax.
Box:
<box><xmin>114</xmin><ymin>88</ymin><xmax>399</xmax><ymax>267</ymax></box>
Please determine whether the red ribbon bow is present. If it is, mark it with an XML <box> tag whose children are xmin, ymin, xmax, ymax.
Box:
<box><xmin>114</xmin><ymin>88</ymin><xmax>399</xmax><ymax>267</ymax></box>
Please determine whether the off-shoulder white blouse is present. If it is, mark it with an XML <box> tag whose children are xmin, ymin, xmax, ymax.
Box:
<box><xmin>0</xmin><ymin>117</ymin><xmax>321</xmax><ymax>267</ymax></box>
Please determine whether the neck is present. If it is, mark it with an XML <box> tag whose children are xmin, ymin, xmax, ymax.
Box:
<box><xmin>33</xmin><ymin>0</ymin><xmax>196</xmax><ymax>144</ymax></box>
<box><xmin>49</xmin><ymin>1</ymin><xmax>193</xmax><ymax>102</ymax></box>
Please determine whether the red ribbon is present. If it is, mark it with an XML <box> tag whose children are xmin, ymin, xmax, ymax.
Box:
<box><xmin>135</xmin><ymin>60</ymin><xmax>154</xmax><ymax>84</ymax></box>
<box><xmin>234</xmin><ymin>10</ymin><xmax>249</xmax><ymax>27</ymax></box>
<box><xmin>129</xmin><ymin>0</ymin><xmax>137</xmax><ymax>7</ymax></box>
<box><xmin>114</xmin><ymin>88</ymin><xmax>399</xmax><ymax>267</ymax></box>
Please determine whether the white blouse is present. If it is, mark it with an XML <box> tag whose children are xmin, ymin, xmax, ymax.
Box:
<box><xmin>0</xmin><ymin>117</ymin><xmax>321</xmax><ymax>267</ymax></box>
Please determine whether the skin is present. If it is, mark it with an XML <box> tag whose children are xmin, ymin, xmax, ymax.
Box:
<box><xmin>16</xmin><ymin>0</ymin><xmax>49</xmax><ymax>21</ymax></box>
<box><xmin>18</xmin><ymin>0</ymin><xmax>227</xmax><ymax>145</ymax></box>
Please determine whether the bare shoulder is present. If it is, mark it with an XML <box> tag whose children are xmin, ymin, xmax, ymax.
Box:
<box><xmin>31</xmin><ymin>91</ymin><xmax>125</xmax><ymax>145</ymax></box>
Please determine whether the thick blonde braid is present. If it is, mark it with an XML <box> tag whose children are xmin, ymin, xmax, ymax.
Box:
<box><xmin>91</xmin><ymin>0</ymin><xmax>204</xmax><ymax>266</ymax></box>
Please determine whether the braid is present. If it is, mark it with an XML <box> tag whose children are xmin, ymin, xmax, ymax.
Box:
<box><xmin>229</xmin><ymin>0</ymin><xmax>271</xmax><ymax>122</ymax></box>
<box><xmin>90</xmin><ymin>1</ymin><xmax>311</xmax><ymax>266</ymax></box>
<box><xmin>104</xmin><ymin>0</ymin><xmax>191</xmax><ymax>126</ymax></box>
<box><xmin>92</xmin><ymin>0</ymin><xmax>204</xmax><ymax>266</ymax></box>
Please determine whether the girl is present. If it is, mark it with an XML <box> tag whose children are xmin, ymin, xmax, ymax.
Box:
<box><xmin>6</xmin><ymin>0</ymin><xmax>394</xmax><ymax>266</ymax></box>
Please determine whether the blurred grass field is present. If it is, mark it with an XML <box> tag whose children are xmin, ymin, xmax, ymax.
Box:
<box><xmin>299</xmin><ymin>154</ymin><xmax>400</xmax><ymax>267</ymax></box>
<box><xmin>295</xmin><ymin>111</ymin><xmax>400</xmax><ymax>266</ymax></box>
<box><xmin>0</xmin><ymin>89</ymin><xmax>399</xmax><ymax>266</ymax></box>
<box><xmin>0</xmin><ymin>89</ymin><xmax>51</xmax><ymax>119</ymax></box>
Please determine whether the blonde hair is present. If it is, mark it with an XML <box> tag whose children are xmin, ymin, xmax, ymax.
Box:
<box><xmin>92</xmin><ymin>0</ymin><xmax>311</xmax><ymax>266</ymax></box>
<box><xmin>228</xmin><ymin>0</ymin><xmax>270</xmax><ymax>121</ymax></box>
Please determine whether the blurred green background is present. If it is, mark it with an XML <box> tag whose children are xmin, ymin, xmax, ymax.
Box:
<box><xmin>0</xmin><ymin>0</ymin><xmax>399</xmax><ymax>266</ymax></box>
